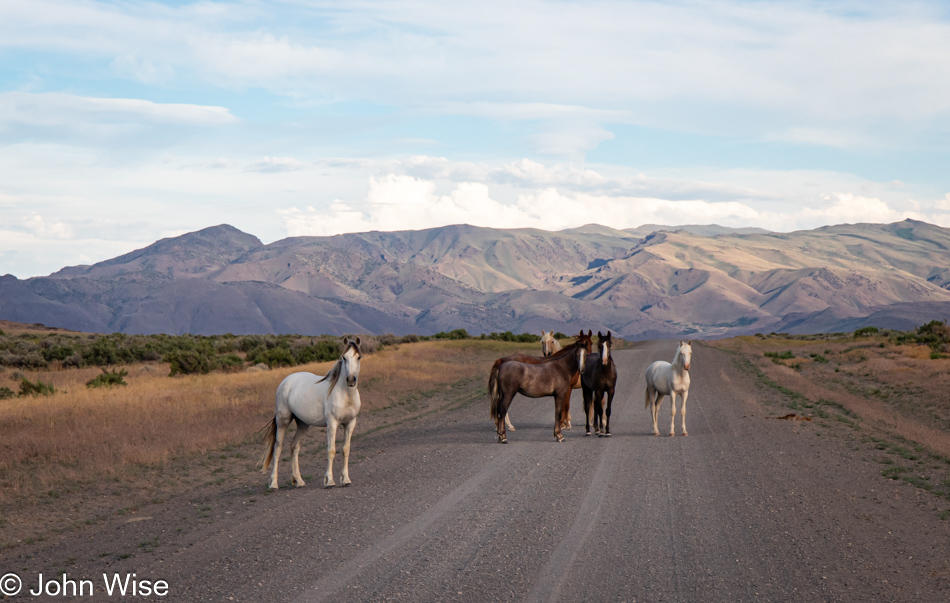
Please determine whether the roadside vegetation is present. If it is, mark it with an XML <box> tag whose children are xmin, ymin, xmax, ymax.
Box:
<box><xmin>712</xmin><ymin>319</ymin><xmax>950</xmax><ymax>518</ymax></box>
<box><xmin>0</xmin><ymin>322</ymin><xmax>551</xmax><ymax>548</ymax></box>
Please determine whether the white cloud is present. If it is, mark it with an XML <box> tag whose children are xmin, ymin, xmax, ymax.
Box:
<box><xmin>0</xmin><ymin>92</ymin><xmax>237</xmax><ymax>129</ymax></box>
<box><xmin>245</xmin><ymin>156</ymin><xmax>306</xmax><ymax>173</ymax></box>
<box><xmin>24</xmin><ymin>213</ymin><xmax>73</xmax><ymax>239</ymax></box>
<box><xmin>934</xmin><ymin>193</ymin><xmax>950</xmax><ymax>211</ymax></box>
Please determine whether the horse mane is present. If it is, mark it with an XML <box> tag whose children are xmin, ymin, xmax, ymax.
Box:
<box><xmin>317</xmin><ymin>340</ymin><xmax>361</xmax><ymax>396</ymax></box>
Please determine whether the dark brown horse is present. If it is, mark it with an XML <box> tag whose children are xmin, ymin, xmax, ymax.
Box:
<box><xmin>582</xmin><ymin>331</ymin><xmax>618</xmax><ymax>437</ymax></box>
<box><xmin>489</xmin><ymin>330</ymin><xmax>593</xmax><ymax>430</ymax></box>
<box><xmin>489</xmin><ymin>333</ymin><xmax>589</xmax><ymax>443</ymax></box>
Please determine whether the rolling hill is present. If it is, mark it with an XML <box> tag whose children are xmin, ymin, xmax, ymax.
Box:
<box><xmin>2</xmin><ymin>220</ymin><xmax>949</xmax><ymax>338</ymax></box>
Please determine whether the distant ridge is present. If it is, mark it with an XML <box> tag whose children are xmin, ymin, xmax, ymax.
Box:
<box><xmin>2</xmin><ymin>220</ymin><xmax>949</xmax><ymax>338</ymax></box>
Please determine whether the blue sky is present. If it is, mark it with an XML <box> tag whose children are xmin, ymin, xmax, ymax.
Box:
<box><xmin>2</xmin><ymin>0</ymin><xmax>950</xmax><ymax>278</ymax></box>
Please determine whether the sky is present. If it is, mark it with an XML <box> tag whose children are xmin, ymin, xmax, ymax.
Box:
<box><xmin>2</xmin><ymin>0</ymin><xmax>950</xmax><ymax>278</ymax></box>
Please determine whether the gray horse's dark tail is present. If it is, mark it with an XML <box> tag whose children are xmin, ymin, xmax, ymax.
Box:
<box><xmin>258</xmin><ymin>417</ymin><xmax>277</xmax><ymax>472</ymax></box>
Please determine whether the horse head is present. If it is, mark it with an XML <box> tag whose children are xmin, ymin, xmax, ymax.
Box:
<box><xmin>679</xmin><ymin>339</ymin><xmax>692</xmax><ymax>371</ymax></box>
<box><xmin>598</xmin><ymin>330</ymin><xmax>612</xmax><ymax>365</ymax></box>
<box><xmin>575</xmin><ymin>329</ymin><xmax>593</xmax><ymax>354</ymax></box>
<box><xmin>342</xmin><ymin>336</ymin><xmax>362</xmax><ymax>387</ymax></box>
<box><xmin>541</xmin><ymin>330</ymin><xmax>555</xmax><ymax>357</ymax></box>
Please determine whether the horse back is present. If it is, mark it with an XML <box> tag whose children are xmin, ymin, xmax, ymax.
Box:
<box><xmin>498</xmin><ymin>359</ymin><xmax>569</xmax><ymax>398</ymax></box>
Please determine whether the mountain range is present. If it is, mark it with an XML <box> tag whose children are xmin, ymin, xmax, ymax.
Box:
<box><xmin>2</xmin><ymin>219</ymin><xmax>949</xmax><ymax>339</ymax></box>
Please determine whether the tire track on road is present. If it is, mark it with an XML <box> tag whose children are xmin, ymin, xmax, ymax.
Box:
<box><xmin>294</xmin><ymin>435</ymin><xmax>530</xmax><ymax>602</ymax></box>
<box><xmin>524</xmin><ymin>357</ymin><xmax>638</xmax><ymax>603</ymax></box>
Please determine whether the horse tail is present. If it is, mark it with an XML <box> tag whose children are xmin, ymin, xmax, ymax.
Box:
<box><xmin>258</xmin><ymin>416</ymin><xmax>277</xmax><ymax>472</ymax></box>
<box><xmin>489</xmin><ymin>359</ymin><xmax>503</xmax><ymax>421</ymax></box>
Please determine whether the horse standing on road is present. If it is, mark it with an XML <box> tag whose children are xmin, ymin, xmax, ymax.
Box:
<box><xmin>490</xmin><ymin>336</ymin><xmax>588</xmax><ymax>443</ymax></box>
<box><xmin>644</xmin><ymin>340</ymin><xmax>692</xmax><ymax>436</ymax></box>
<box><xmin>582</xmin><ymin>331</ymin><xmax>618</xmax><ymax>437</ymax></box>
<box><xmin>489</xmin><ymin>330</ymin><xmax>592</xmax><ymax>432</ymax></box>
<box><xmin>260</xmin><ymin>337</ymin><xmax>362</xmax><ymax>489</ymax></box>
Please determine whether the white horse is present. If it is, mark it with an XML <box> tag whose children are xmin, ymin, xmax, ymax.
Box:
<box><xmin>644</xmin><ymin>340</ymin><xmax>692</xmax><ymax>436</ymax></box>
<box><xmin>541</xmin><ymin>330</ymin><xmax>562</xmax><ymax>357</ymax></box>
<box><xmin>260</xmin><ymin>336</ymin><xmax>362</xmax><ymax>489</ymax></box>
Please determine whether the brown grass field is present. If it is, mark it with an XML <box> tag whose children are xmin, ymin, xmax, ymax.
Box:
<box><xmin>0</xmin><ymin>337</ymin><xmax>541</xmax><ymax>547</ymax></box>
<box><xmin>710</xmin><ymin>333</ymin><xmax>950</xmax><ymax>514</ymax></box>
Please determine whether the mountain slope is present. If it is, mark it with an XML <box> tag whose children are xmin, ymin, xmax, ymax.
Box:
<box><xmin>2</xmin><ymin>220</ymin><xmax>949</xmax><ymax>337</ymax></box>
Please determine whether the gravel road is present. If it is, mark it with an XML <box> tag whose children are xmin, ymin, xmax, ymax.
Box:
<box><xmin>6</xmin><ymin>341</ymin><xmax>949</xmax><ymax>601</ymax></box>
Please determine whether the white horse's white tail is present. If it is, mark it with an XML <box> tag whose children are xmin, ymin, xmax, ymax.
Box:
<box><xmin>259</xmin><ymin>416</ymin><xmax>278</xmax><ymax>472</ymax></box>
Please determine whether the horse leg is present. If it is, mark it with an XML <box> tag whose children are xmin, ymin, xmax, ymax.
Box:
<box><xmin>324</xmin><ymin>416</ymin><xmax>339</xmax><ymax>487</ymax></box>
<box><xmin>583</xmin><ymin>387</ymin><xmax>593</xmax><ymax>436</ymax></box>
<box><xmin>652</xmin><ymin>393</ymin><xmax>663</xmax><ymax>436</ymax></box>
<box><xmin>603</xmin><ymin>386</ymin><xmax>614</xmax><ymax>436</ymax></box>
<box><xmin>269</xmin><ymin>417</ymin><xmax>291</xmax><ymax>489</ymax></box>
<box><xmin>669</xmin><ymin>392</ymin><xmax>678</xmax><ymax>437</ymax></box>
<box><xmin>553</xmin><ymin>392</ymin><xmax>566</xmax><ymax>442</ymax></box>
<box><xmin>290</xmin><ymin>421</ymin><xmax>311</xmax><ymax>487</ymax></box>
<box><xmin>340</xmin><ymin>417</ymin><xmax>357</xmax><ymax>486</ymax></box>
<box><xmin>505</xmin><ymin>413</ymin><xmax>516</xmax><ymax>432</ymax></box>
<box><xmin>680</xmin><ymin>390</ymin><xmax>689</xmax><ymax>436</ymax></box>
<box><xmin>497</xmin><ymin>392</ymin><xmax>515</xmax><ymax>444</ymax></box>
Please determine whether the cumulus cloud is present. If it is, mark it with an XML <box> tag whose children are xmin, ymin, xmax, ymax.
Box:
<box><xmin>934</xmin><ymin>193</ymin><xmax>950</xmax><ymax>211</ymax></box>
<box><xmin>24</xmin><ymin>213</ymin><xmax>73</xmax><ymax>239</ymax></box>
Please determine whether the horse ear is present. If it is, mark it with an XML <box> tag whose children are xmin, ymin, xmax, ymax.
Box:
<box><xmin>607</xmin><ymin>330</ymin><xmax>611</xmax><ymax>338</ymax></box>
<box><xmin>356</xmin><ymin>336</ymin><xmax>361</xmax><ymax>346</ymax></box>
<box><xmin>687</xmin><ymin>339</ymin><xmax>691</xmax><ymax>345</ymax></box>
<box><xmin>343</xmin><ymin>336</ymin><xmax>349</xmax><ymax>345</ymax></box>
<box><xmin>587</xmin><ymin>329</ymin><xmax>592</xmax><ymax>338</ymax></box>
<box><xmin>597</xmin><ymin>331</ymin><xmax>603</xmax><ymax>338</ymax></box>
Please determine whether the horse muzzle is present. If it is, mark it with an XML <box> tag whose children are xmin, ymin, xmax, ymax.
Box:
<box><xmin>684</xmin><ymin>363</ymin><xmax>690</xmax><ymax>371</ymax></box>
<box><xmin>346</xmin><ymin>377</ymin><xmax>357</xmax><ymax>387</ymax></box>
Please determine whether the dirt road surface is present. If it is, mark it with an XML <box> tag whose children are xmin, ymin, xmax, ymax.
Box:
<box><xmin>5</xmin><ymin>341</ymin><xmax>950</xmax><ymax>601</ymax></box>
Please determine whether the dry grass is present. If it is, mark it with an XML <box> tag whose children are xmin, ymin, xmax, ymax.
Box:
<box><xmin>711</xmin><ymin>334</ymin><xmax>950</xmax><ymax>456</ymax></box>
<box><xmin>0</xmin><ymin>339</ymin><xmax>536</xmax><ymax>508</ymax></box>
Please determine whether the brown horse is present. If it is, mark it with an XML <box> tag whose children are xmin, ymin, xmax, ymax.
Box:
<box><xmin>489</xmin><ymin>332</ymin><xmax>590</xmax><ymax>443</ymax></box>
<box><xmin>582</xmin><ymin>331</ymin><xmax>618</xmax><ymax>437</ymax></box>
<box><xmin>489</xmin><ymin>330</ymin><xmax>592</xmax><ymax>430</ymax></box>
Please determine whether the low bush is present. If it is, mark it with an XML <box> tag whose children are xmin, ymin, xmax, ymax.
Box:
<box><xmin>86</xmin><ymin>368</ymin><xmax>129</xmax><ymax>388</ymax></box>
<box><xmin>19</xmin><ymin>378</ymin><xmax>56</xmax><ymax>397</ymax></box>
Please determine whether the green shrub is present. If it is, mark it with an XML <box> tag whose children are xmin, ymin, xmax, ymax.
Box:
<box><xmin>19</xmin><ymin>378</ymin><xmax>56</xmax><ymax>397</ymax></box>
<box><xmin>217</xmin><ymin>354</ymin><xmax>245</xmax><ymax>372</ymax></box>
<box><xmin>764</xmin><ymin>351</ymin><xmax>794</xmax><ymax>359</ymax></box>
<box><xmin>854</xmin><ymin>326</ymin><xmax>879</xmax><ymax>338</ymax></box>
<box><xmin>0</xmin><ymin>387</ymin><xmax>14</xmax><ymax>399</ymax></box>
<box><xmin>433</xmin><ymin>329</ymin><xmax>469</xmax><ymax>340</ymax></box>
<box><xmin>86</xmin><ymin>368</ymin><xmax>129</xmax><ymax>388</ymax></box>
<box><xmin>166</xmin><ymin>349</ymin><xmax>216</xmax><ymax>376</ymax></box>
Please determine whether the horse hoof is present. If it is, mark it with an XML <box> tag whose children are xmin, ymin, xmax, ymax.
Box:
<box><xmin>604</xmin><ymin>432</ymin><xmax>612</xmax><ymax>437</ymax></box>
<box><xmin>342</xmin><ymin>481</ymin><xmax>351</xmax><ymax>487</ymax></box>
<box><xmin>324</xmin><ymin>478</ymin><xmax>335</xmax><ymax>488</ymax></box>
<box><xmin>294</xmin><ymin>480</ymin><xmax>306</xmax><ymax>488</ymax></box>
<box><xmin>585</xmin><ymin>432</ymin><xmax>591</xmax><ymax>436</ymax></box>
<box><xmin>683</xmin><ymin>432</ymin><xmax>689</xmax><ymax>436</ymax></box>
<box><xmin>498</xmin><ymin>437</ymin><xmax>507</xmax><ymax>444</ymax></box>
<box><xmin>509</xmin><ymin>426</ymin><xmax>516</xmax><ymax>431</ymax></box>
<box><xmin>269</xmin><ymin>484</ymin><xmax>279</xmax><ymax>490</ymax></box>
<box><xmin>669</xmin><ymin>433</ymin><xmax>675</xmax><ymax>437</ymax></box>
